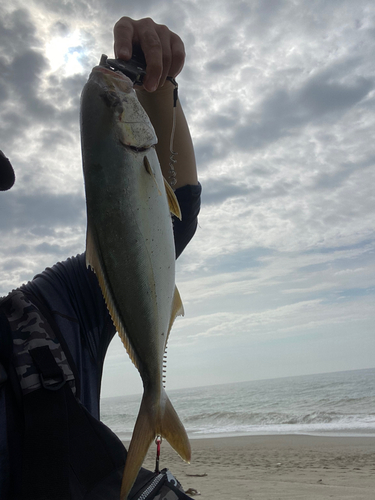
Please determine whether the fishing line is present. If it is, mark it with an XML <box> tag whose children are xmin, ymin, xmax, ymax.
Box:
<box><xmin>166</xmin><ymin>77</ymin><xmax>178</xmax><ymax>188</ymax></box>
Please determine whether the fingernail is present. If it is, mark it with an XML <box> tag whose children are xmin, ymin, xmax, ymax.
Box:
<box><xmin>145</xmin><ymin>76</ymin><xmax>159</xmax><ymax>92</ymax></box>
<box><xmin>118</xmin><ymin>47</ymin><xmax>130</xmax><ymax>60</ymax></box>
<box><xmin>146</xmin><ymin>83</ymin><xmax>156</xmax><ymax>92</ymax></box>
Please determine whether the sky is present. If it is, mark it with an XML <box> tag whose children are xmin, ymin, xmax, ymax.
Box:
<box><xmin>0</xmin><ymin>0</ymin><xmax>374</xmax><ymax>398</ymax></box>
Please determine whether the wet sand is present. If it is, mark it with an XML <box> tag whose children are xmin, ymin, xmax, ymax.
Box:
<box><xmin>126</xmin><ymin>434</ymin><xmax>375</xmax><ymax>499</ymax></box>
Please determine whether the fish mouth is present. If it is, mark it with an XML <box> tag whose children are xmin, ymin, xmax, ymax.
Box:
<box><xmin>89</xmin><ymin>66</ymin><xmax>134</xmax><ymax>102</ymax></box>
<box><xmin>93</xmin><ymin>65</ymin><xmax>127</xmax><ymax>78</ymax></box>
<box><xmin>89</xmin><ymin>65</ymin><xmax>134</xmax><ymax>93</ymax></box>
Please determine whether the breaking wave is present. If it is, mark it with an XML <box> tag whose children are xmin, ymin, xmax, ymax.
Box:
<box><xmin>101</xmin><ymin>368</ymin><xmax>375</xmax><ymax>438</ymax></box>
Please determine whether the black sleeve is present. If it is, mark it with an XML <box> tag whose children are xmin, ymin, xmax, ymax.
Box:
<box><xmin>173</xmin><ymin>183</ymin><xmax>202</xmax><ymax>259</ymax></box>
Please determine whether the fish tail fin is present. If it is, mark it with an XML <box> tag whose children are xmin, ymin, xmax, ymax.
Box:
<box><xmin>120</xmin><ymin>388</ymin><xmax>191</xmax><ymax>500</ymax></box>
<box><xmin>160</xmin><ymin>387</ymin><xmax>191</xmax><ymax>463</ymax></box>
<box><xmin>120</xmin><ymin>391</ymin><xmax>155</xmax><ymax>500</ymax></box>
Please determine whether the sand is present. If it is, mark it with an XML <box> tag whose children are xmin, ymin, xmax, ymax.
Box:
<box><xmin>125</xmin><ymin>435</ymin><xmax>375</xmax><ymax>499</ymax></box>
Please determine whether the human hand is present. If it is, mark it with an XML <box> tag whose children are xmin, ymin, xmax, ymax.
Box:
<box><xmin>113</xmin><ymin>17</ymin><xmax>185</xmax><ymax>92</ymax></box>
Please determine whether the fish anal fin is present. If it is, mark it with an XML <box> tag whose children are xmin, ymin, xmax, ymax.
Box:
<box><xmin>117</xmin><ymin>322</ymin><xmax>140</xmax><ymax>371</ymax></box>
<box><xmin>85</xmin><ymin>223</ymin><xmax>98</xmax><ymax>271</ymax></box>
<box><xmin>163</xmin><ymin>177</ymin><xmax>182</xmax><ymax>220</ymax></box>
<box><xmin>85</xmin><ymin>222</ymin><xmax>140</xmax><ymax>371</ymax></box>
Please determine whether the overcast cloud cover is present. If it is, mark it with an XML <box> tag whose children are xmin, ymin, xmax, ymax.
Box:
<box><xmin>1</xmin><ymin>0</ymin><xmax>374</xmax><ymax>397</ymax></box>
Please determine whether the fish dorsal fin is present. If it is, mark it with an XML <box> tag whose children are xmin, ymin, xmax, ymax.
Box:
<box><xmin>163</xmin><ymin>177</ymin><xmax>182</xmax><ymax>220</ymax></box>
<box><xmin>86</xmin><ymin>222</ymin><xmax>140</xmax><ymax>371</ymax></box>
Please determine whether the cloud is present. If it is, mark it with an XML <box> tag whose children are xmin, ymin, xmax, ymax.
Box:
<box><xmin>297</xmin><ymin>73</ymin><xmax>373</xmax><ymax>118</ymax></box>
<box><xmin>0</xmin><ymin>190</ymin><xmax>85</xmax><ymax>232</ymax></box>
<box><xmin>229</xmin><ymin>66</ymin><xmax>374</xmax><ymax>152</ymax></box>
<box><xmin>192</xmin><ymin>141</ymin><xmax>222</xmax><ymax>170</ymax></box>
<box><xmin>312</xmin><ymin>153</ymin><xmax>375</xmax><ymax>190</ymax></box>
<box><xmin>201</xmin><ymin>176</ymin><xmax>251</xmax><ymax>205</ymax></box>
<box><xmin>10</xmin><ymin>50</ymin><xmax>56</xmax><ymax>117</ymax></box>
<box><xmin>205</xmin><ymin>48</ymin><xmax>245</xmax><ymax>74</ymax></box>
<box><xmin>1</xmin><ymin>0</ymin><xmax>375</xmax><ymax>395</ymax></box>
<box><xmin>0</xmin><ymin>8</ymin><xmax>40</xmax><ymax>58</ymax></box>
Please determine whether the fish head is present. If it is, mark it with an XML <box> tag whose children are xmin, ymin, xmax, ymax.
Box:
<box><xmin>81</xmin><ymin>65</ymin><xmax>157</xmax><ymax>149</ymax></box>
<box><xmin>89</xmin><ymin>65</ymin><xmax>133</xmax><ymax>99</ymax></box>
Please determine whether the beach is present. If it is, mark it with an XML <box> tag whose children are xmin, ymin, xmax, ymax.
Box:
<box><xmin>112</xmin><ymin>372</ymin><xmax>375</xmax><ymax>498</ymax></box>
<box><xmin>127</xmin><ymin>435</ymin><xmax>375</xmax><ymax>500</ymax></box>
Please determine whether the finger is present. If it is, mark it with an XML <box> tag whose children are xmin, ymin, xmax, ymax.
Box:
<box><xmin>156</xmin><ymin>27</ymin><xmax>185</xmax><ymax>86</ymax></box>
<box><xmin>138</xmin><ymin>27</ymin><xmax>163</xmax><ymax>91</ymax></box>
<box><xmin>168</xmin><ymin>34</ymin><xmax>186</xmax><ymax>78</ymax></box>
<box><xmin>113</xmin><ymin>17</ymin><xmax>135</xmax><ymax>60</ymax></box>
<box><xmin>158</xmin><ymin>29</ymin><xmax>173</xmax><ymax>87</ymax></box>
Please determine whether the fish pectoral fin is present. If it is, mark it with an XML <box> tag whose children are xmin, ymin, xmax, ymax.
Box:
<box><xmin>143</xmin><ymin>155</ymin><xmax>153</xmax><ymax>175</ymax></box>
<box><xmin>143</xmin><ymin>155</ymin><xmax>162</xmax><ymax>196</ymax></box>
<box><xmin>163</xmin><ymin>176</ymin><xmax>182</xmax><ymax>220</ymax></box>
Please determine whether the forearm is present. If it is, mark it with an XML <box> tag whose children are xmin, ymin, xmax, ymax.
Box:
<box><xmin>136</xmin><ymin>81</ymin><xmax>198</xmax><ymax>190</ymax></box>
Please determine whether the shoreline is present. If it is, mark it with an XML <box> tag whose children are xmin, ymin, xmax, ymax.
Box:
<box><xmin>187</xmin><ymin>431</ymin><xmax>375</xmax><ymax>439</ymax></box>
<box><xmin>124</xmin><ymin>434</ymin><xmax>375</xmax><ymax>499</ymax></box>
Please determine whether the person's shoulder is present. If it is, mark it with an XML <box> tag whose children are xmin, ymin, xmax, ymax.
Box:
<box><xmin>47</xmin><ymin>253</ymin><xmax>87</xmax><ymax>274</ymax></box>
<box><xmin>19</xmin><ymin>253</ymin><xmax>90</xmax><ymax>299</ymax></box>
<box><xmin>32</xmin><ymin>254</ymin><xmax>87</xmax><ymax>281</ymax></box>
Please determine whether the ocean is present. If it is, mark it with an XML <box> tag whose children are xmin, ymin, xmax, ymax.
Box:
<box><xmin>100</xmin><ymin>368</ymin><xmax>375</xmax><ymax>440</ymax></box>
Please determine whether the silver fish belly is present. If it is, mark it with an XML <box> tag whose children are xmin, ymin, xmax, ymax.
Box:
<box><xmin>80</xmin><ymin>66</ymin><xmax>191</xmax><ymax>499</ymax></box>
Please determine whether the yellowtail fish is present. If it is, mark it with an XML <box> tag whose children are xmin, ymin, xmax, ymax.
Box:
<box><xmin>80</xmin><ymin>64</ymin><xmax>191</xmax><ymax>499</ymax></box>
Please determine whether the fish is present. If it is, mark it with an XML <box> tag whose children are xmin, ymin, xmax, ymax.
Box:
<box><xmin>80</xmin><ymin>64</ymin><xmax>191</xmax><ymax>499</ymax></box>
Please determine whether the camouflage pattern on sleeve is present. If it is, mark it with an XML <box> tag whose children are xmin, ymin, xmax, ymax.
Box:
<box><xmin>0</xmin><ymin>290</ymin><xmax>76</xmax><ymax>396</ymax></box>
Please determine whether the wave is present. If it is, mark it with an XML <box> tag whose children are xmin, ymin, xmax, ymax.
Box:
<box><xmin>183</xmin><ymin>409</ymin><xmax>375</xmax><ymax>425</ymax></box>
<box><xmin>182</xmin><ymin>410</ymin><xmax>375</xmax><ymax>437</ymax></box>
<box><xmin>101</xmin><ymin>409</ymin><xmax>375</xmax><ymax>439</ymax></box>
<box><xmin>100</xmin><ymin>369</ymin><xmax>375</xmax><ymax>438</ymax></box>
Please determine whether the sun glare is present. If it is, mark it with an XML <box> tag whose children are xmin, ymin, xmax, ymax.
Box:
<box><xmin>45</xmin><ymin>32</ymin><xmax>86</xmax><ymax>76</ymax></box>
